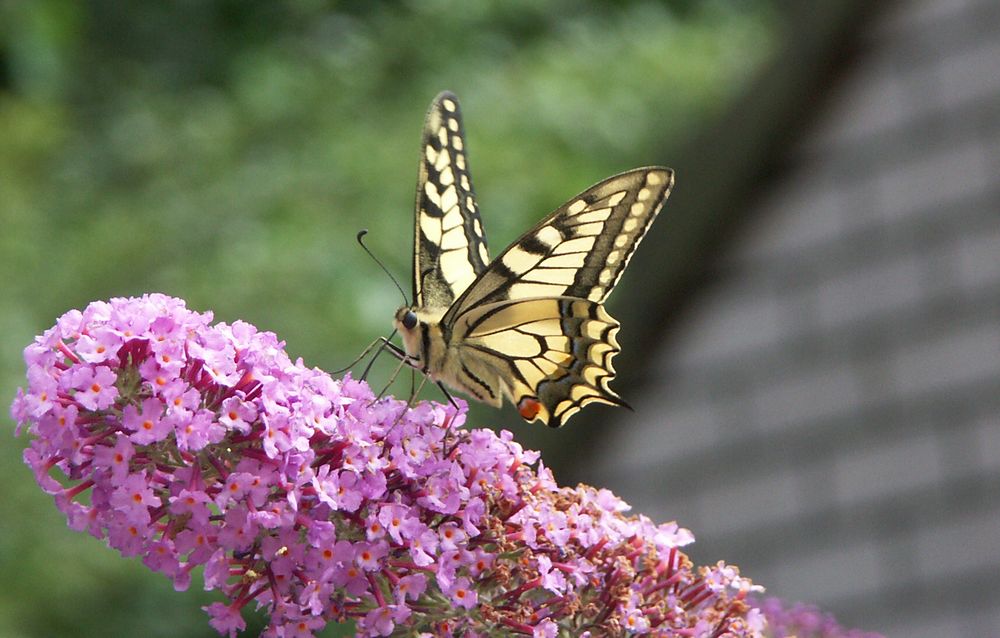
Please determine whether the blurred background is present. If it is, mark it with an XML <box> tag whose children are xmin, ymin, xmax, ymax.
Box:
<box><xmin>1</xmin><ymin>1</ymin><xmax>996</xmax><ymax>637</ymax></box>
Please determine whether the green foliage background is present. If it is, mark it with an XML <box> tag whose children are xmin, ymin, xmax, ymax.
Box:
<box><xmin>0</xmin><ymin>2</ymin><xmax>778</xmax><ymax>636</ymax></box>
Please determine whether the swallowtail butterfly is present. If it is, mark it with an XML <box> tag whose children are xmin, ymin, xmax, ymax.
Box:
<box><xmin>393</xmin><ymin>92</ymin><xmax>673</xmax><ymax>428</ymax></box>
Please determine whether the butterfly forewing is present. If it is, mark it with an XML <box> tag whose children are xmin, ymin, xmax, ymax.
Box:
<box><xmin>442</xmin><ymin>168</ymin><xmax>673</xmax><ymax>325</ymax></box>
<box><xmin>413</xmin><ymin>92</ymin><xmax>490</xmax><ymax>312</ymax></box>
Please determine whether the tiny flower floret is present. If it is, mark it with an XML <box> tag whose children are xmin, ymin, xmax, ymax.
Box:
<box><xmin>13</xmin><ymin>294</ymin><xmax>775</xmax><ymax>637</ymax></box>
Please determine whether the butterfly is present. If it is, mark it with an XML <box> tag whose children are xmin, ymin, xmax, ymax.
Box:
<box><xmin>391</xmin><ymin>91</ymin><xmax>673</xmax><ymax>428</ymax></box>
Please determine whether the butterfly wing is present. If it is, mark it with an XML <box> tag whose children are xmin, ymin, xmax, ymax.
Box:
<box><xmin>443</xmin><ymin>167</ymin><xmax>672</xmax><ymax>323</ymax></box>
<box><xmin>450</xmin><ymin>297</ymin><xmax>625</xmax><ymax>428</ymax></box>
<box><xmin>413</xmin><ymin>92</ymin><xmax>490</xmax><ymax>312</ymax></box>
<box><xmin>442</xmin><ymin>167</ymin><xmax>674</xmax><ymax>427</ymax></box>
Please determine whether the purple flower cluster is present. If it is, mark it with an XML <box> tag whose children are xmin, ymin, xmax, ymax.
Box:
<box><xmin>753</xmin><ymin>598</ymin><xmax>883</xmax><ymax>638</ymax></box>
<box><xmin>11</xmin><ymin>294</ymin><xmax>772</xmax><ymax>637</ymax></box>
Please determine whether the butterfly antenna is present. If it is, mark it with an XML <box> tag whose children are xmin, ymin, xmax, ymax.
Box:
<box><xmin>357</xmin><ymin>229</ymin><xmax>408</xmax><ymax>306</ymax></box>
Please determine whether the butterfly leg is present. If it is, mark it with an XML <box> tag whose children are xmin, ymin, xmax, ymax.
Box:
<box><xmin>435</xmin><ymin>381</ymin><xmax>459</xmax><ymax>410</ymax></box>
<box><xmin>410</xmin><ymin>375</ymin><xmax>428</xmax><ymax>406</ymax></box>
<box><xmin>373</xmin><ymin>337</ymin><xmax>426</xmax><ymax>399</ymax></box>
<box><xmin>384</xmin><ymin>373</ymin><xmax>429</xmax><ymax>432</ymax></box>
<box><xmin>330</xmin><ymin>337</ymin><xmax>382</xmax><ymax>375</ymax></box>
<box><xmin>378</xmin><ymin>343</ymin><xmax>455</xmax><ymax>409</ymax></box>
<box><xmin>374</xmin><ymin>353</ymin><xmax>410</xmax><ymax>400</ymax></box>
<box><xmin>331</xmin><ymin>329</ymin><xmax>399</xmax><ymax>378</ymax></box>
<box><xmin>360</xmin><ymin>333</ymin><xmax>403</xmax><ymax>381</ymax></box>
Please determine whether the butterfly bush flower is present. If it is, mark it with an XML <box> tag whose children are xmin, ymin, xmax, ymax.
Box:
<box><xmin>752</xmin><ymin>598</ymin><xmax>883</xmax><ymax>638</ymax></box>
<box><xmin>11</xmin><ymin>294</ymin><xmax>878</xmax><ymax>637</ymax></box>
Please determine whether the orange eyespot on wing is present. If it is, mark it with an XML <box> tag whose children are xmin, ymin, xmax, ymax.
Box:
<box><xmin>517</xmin><ymin>396</ymin><xmax>542</xmax><ymax>421</ymax></box>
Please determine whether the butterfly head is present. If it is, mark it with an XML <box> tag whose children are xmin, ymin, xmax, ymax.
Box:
<box><xmin>393</xmin><ymin>306</ymin><xmax>424</xmax><ymax>367</ymax></box>
<box><xmin>395</xmin><ymin>307</ymin><xmax>419</xmax><ymax>331</ymax></box>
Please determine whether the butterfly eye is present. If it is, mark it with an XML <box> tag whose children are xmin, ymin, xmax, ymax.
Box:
<box><xmin>402</xmin><ymin>311</ymin><xmax>418</xmax><ymax>330</ymax></box>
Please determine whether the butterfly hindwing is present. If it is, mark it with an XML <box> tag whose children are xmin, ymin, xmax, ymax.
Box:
<box><xmin>442</xmin><ymin>168</ymin><xmax>673</xmax><ymax>325</ymax></box>
<box><xmin>451</xmin><ymin>297</ymin><xmax>626</xmax><ymax>428</ymax></box>
<box><xmin>413</xmin><ymin>92</ymin><xmax>489</xmax><ymax>311</ymax></box>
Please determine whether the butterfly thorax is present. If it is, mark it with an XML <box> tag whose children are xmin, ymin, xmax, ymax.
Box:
<box><xmin>394</xmin><ymin>306</ymin><xmax>447</xmax><ymax>376</ymax></box>
<box><xmin>394</xmin><ymin>303</ymin><xmax>512</xmax><ymax>408</ymax></box>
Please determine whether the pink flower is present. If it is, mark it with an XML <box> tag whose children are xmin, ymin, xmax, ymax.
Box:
<box><xmin>69</xmin><ymin>364</ymin><xmax>118</xmax><ymax>410</ymax></box>
<box><xmin>217</xmin><ymin>396</ymin><xmax>257</xmax><ymax>433</ymax></box>
<box><xmin>10</xmin><ymin>294</ymin><xmax>879</xmax><ymax>638</ymax></box>
<box><xmin>360</xmin><ymin>605</ymin><xmax>409</xmax><ymax>637</ymax></box>
<box><xmin>534</xmin><ymin>618</ymin><xmax>558</xmax><ymax>638</ymax></box>
<box><xmin>313</xmin><ymin>466</ymin><xmax>363</xmax><ymax>512</ymax></box>
<box><xmin>377</xmin><ymin>503</ymin><xmax>412</xmax><ymax>544</ymax></box>
<box><xmin>92</xmin><ymin>433</ymin><xmax>134</xmax><ymax>482</ymax></box>
<box><xmin>169</xmin><ymin>488</ymin><xmax>212</xmax><ymax>525</ymax></box>
<box><xmin>110</xmin><ymin>473</ymin><xmax>162</xmax><ymax>517</ymax></box>
<box><xmin>354</xmin><ymin>541</ymin><xmax>388</xmax><ymax>571</ymax></box>
<box><xmin>444</xmin><ymin>577</ymin><xmax>478</xmax><ymax>610</ymax></box>
<box><xmin>753</xmin><ymin>597</ymin><xmax>884</xmax><ymax>638</ymax></box>
<box><xmin>204</xmin><ymin>602</ymin><xmax>246</xmax><ymax>637</ymax></box>
<box><xmin>395</xmin><ymin>573</ymin><xmax>427</xmax><ymax>601</ymax></box>
<box><xmin>123</xmin><ymin>397</ymin><xmax>171</xmax><ymax>444</ymax></box>
<box><xmin>75</xmin><ymin>328</ymin><xmax>122</xmax><ymax>364</ymax></box>
<box><xmin>437</xmin><ymin>521</ymin><xmax>467</xmax><ymax>551</ymax></box>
